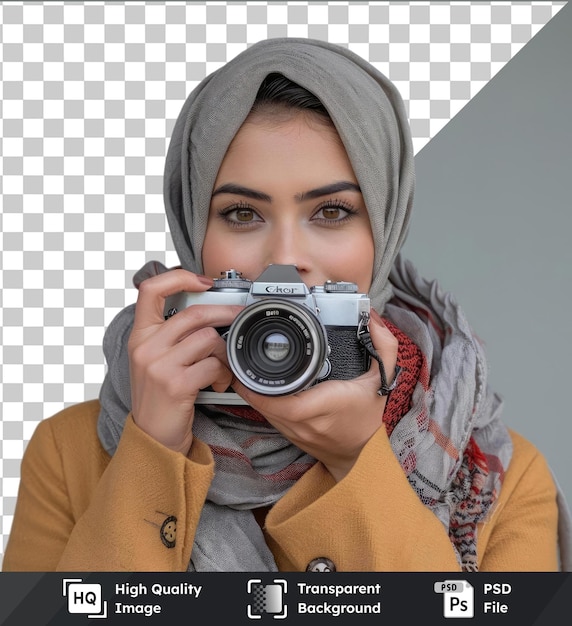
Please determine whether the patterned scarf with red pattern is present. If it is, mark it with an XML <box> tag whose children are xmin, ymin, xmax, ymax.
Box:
<box><xmin>194</xmin><ymin>255</ymin><xmax>511</xmax><ymax>572</ymax></box>
<box><xmin>383</xmin><ymin>255</ymin><xmax>512</xmax><ymax>571</ymax></box>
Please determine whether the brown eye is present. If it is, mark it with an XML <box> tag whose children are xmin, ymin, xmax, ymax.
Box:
<box><xmin>311</xmin><ymin>201</ymin><xmax>358</xmax><ymax>226</ymax></box>
<box><xmin>321</xmin><ymin>207</ymin><xmax>341</xmax><ymax>220</ymax></box>
<box><xmin>219</xmin><ymin>205</ymin><xmax>263</xmax><ymax>228</ymax></box>
<box><xmin>236</xmin><ymin>209</ymin><xmax>254</xmax><ymax>222</ymax></box>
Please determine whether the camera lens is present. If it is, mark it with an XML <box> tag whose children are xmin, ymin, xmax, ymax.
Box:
<box><xmin>262</xmin><ymin>333</ymin><xmax>291</xmax><ymax>362</ymax></box>
<box><xmin>226</xmin><ymin>299</ymin><xmax>328</xmax><ymax>395</ymax></box>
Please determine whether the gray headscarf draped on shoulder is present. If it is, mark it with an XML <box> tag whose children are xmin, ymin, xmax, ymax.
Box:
<box><xmin>164</xmin><ymin>37</ymin><xmax>414</xmax><ymax>312</ymax></box>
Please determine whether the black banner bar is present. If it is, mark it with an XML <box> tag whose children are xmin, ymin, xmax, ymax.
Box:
<box><xmin>0</xmin><ymin>572</ymin><xmax>570</xmax><ymax>625</ymax></box>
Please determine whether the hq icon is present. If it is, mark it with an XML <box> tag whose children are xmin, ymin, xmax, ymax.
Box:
<box><xmin>62</xmin><ymin>579</ymin><xmax>108</xmax><ymax>619</ymax></box>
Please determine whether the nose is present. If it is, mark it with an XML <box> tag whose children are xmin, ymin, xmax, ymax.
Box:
<box><xmin>263</xmin><ymin>223</ymin><xmax>311</xmax><ymax>272</ymax></box>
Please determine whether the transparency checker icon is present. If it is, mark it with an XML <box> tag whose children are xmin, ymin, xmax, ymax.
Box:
<box><xmin>62</xmin><ymin>579</ymin><xmax>108</xmax><ymax>619</ymax></box>
<box><xmin>434</xmin><ymin>580</ymin><xmax>474</xmax><ymax>618</ymax></box>
<box><xmin>247</xmin><ymin>579</ymin><xmax>288</xmax><ymax>619</ymax></box>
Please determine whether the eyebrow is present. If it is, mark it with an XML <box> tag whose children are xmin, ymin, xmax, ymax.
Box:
<box><xmin>211</xmin><ymin>183</ymin><xmax>272</xmax><ymax>202</ymax></box>
<box><xmin>211</xmin><ymin>181</ymin><xmax>361</xmax><ymax>203</ymax></box>
<box><xmin>295</xmin><ymin>181</ymin><xmax>361</xmax><ymax>202</ymax></box>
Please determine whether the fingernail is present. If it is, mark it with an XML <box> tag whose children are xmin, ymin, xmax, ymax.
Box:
<box><xmin>370</xmin><ymin>309</ymin><xmax>388</xmax><ymax>328</ymax></box>
<box><xmin>369</xmin><ymin>309</ymin><xmax>382</xmax><ymax>322</ymax></box>
<box><xmin>197</xmin><ymin>274</ymin><xmax>214</xmax><ymax>286</ymax></box>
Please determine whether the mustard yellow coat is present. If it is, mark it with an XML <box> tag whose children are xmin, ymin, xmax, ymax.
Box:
<box><xmin>2</xmin><ymin>399</ymin><xmax>559</xmax><ymax>572</ymax></box>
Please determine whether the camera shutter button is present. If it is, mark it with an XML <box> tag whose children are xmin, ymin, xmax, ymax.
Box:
<box><xmin>323</xmin><ymin>281</ymin><xmax>358</xmax><ymax>293</ymax></box>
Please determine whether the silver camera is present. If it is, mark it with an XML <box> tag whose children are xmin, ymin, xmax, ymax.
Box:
<box><xmin>164</xmin><ymin>264</ymin><xmax>371</xmax><ymax>403</ymax></box>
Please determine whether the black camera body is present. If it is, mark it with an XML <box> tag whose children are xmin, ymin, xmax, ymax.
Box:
<box><xmin>164</xmin><ymin>264</ymin><xmax>371</xmax><ymax>403</ymax></box>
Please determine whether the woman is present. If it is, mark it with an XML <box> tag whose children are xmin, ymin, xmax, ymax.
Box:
<box><xmin>3</xmin><ymin>38</ymin><xmax>569</xmax><ymax>572</ymax></box>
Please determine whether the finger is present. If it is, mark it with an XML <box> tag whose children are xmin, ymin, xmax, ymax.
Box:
<box><xmin>230</xmin><ymin>377</ymin><xmax>297</xmax><ymax>416</ymax></box>
<box><xmin>366</xmin><ymin>311</ymin><xmax>399</xmax><ymax>387</ymax></box>
<box><xmin>134</xmin><ymin>334</ymin><xmax>233</xmax><ymax>400</ymax></box>
<box><xmin>159</xmin><ymin>303</ymin><xmax>244</xmax><ymax>346</ymax></box>
<box><xmin>162</xmin><ymin>325</ymin><xmax>230</xmax><ymax>367</ymax></box>
<box><xmin>133</xmin><ymin>269</ymin><xmax>214</xmax><ymax>328</ymax></box>
<box><xmin>231</xmin><ymin>374</ymin><xmax>333</xmax><ymax>423</ymax></box>
<box><xmin>130</xmin><ymin>324</ymin><xmax>230</xmax><ymax>387</ymax></box>
<box><xmin>180</xmin><ymin>356</ymin><xmax>235</xmax><ymax>397</ymax></box>
<box><xmin>143</xmin><ymin>352</ymin><xmax>233</xmax><ymax>398</ymax></box>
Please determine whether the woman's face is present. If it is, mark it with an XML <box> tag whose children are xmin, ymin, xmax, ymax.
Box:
<box><xmin>202</xmin><ymin>113</ymin><xmax>375</xmax><ymax>293</ymax></box>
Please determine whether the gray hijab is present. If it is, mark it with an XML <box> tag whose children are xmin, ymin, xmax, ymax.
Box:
<box><xmin>164</xmin><ymin>37</ymin><xmax>414</xmax><ymax>312</ymax></box>
<box><xmin>98</xmin><ymin>38</ymin><xmax>571</xmax><ymax>571</ymax></box>
<box><xmin>99</xmin><ymin>37</ymin><xmax>416</xmax><ymax>570</ymax></box>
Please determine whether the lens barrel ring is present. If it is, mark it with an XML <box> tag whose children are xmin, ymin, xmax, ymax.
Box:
<box><xmin>226</xmin><ymin>299</ymin><xmax>328</xmax><ymax>395</ymax></box>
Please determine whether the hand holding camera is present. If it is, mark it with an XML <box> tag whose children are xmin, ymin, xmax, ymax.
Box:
<box><xmin>233</xmin><ymin>311</ymin><xmax>397</xmax><ymax>482</ymax></box>
<box><xmin>129</xmin><ymin>264</ymin><xmax>397</xmax><ymax>474</ymax></box>
<box><xmin>229</xmin><ymin>301</ymin><xmax>398</xmax><ymax>482</ymax></box>
<box><xmin>127</xmin><ymin>269</ymin><xmax>243</xmax><ymax>456</ymax></box>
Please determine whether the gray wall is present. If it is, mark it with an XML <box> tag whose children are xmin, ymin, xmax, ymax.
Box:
<box><xmin>401</xmin><ymin>3</ymin><xmax>572</xmax><ymax>504</ymax></box>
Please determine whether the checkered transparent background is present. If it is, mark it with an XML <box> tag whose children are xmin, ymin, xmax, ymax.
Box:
<box><xmin>0</xmin><ymin>1</ymin><xmax>566</xmax><ymax>562</ymax></box>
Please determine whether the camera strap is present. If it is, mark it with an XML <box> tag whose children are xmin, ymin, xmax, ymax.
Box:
<box><xmin>357</xmin><ymin>313</ymin><xmax>402</xmax><ymax>396</ymax></box>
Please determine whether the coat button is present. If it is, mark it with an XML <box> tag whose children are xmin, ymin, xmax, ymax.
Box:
<box><xmin>306</xmin><ymin>557</ymin><xmax>336</xmax><ymax>572</ymax></box>
<box><xmin>160</xmin><ymin>516</ymin><xmax>177</xmax><ymax>548</ymax></box>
